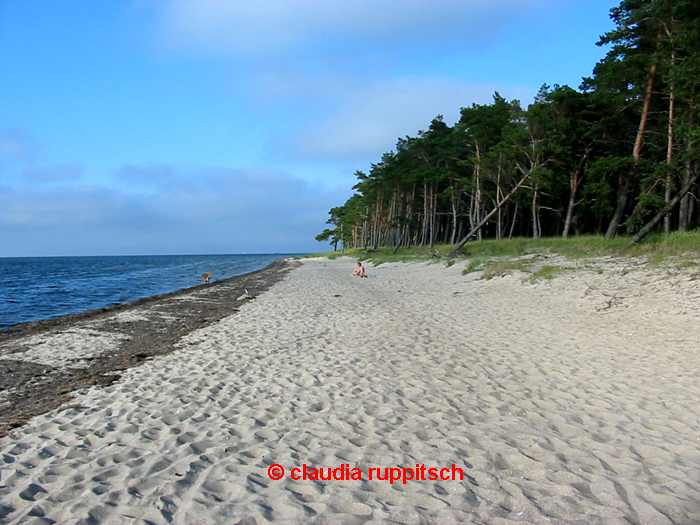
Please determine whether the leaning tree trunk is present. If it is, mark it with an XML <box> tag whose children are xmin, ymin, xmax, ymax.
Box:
<box><xmin>605</xmin><ymin>177</ymin><xmax>632</xmax><ymax>239</ymax></box>
<box><xmin>624</xmin><ymin>169</ymin><xmax>700</xmax><ymax>249</ymax></box>
<box><xmin>563</xmin><ymin>187</ymin><xmax>577</xmax><ymax>239</ymax></box>
<box><xmin>508</xmin><ymin>201</ymin><xmax>519</xmax><ymax>239</ymax></box>
<box><xmin>606</xmin><ymin>59</ymin><xmax>658</xmax><ymax>239</ymax></box>
<box><xmin>449</xmin><ymin>171</ymin><xmax>531</xmax><ymax>256</ymax></box>
<box><xmin>563</xmin><ymin>150</ymin><xmax>590</xmax><ymax>239</ymax></box>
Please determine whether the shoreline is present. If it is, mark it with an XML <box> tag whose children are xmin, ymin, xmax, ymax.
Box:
<box><xmin>0</xmin><ymin>258</ymin><xmax>299</xmax><ymax>437</ymax></box>
<box><xmin>1</xmin><ymin>256</ymin><xmax>699</xmax><ymax>523</ymax></box>
<box><xmin>0</xmin><ymin>258</ymin><xmax>295</xmax><ymax>337</ymax></box>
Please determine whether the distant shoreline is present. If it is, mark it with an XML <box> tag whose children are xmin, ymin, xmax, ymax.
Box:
<box><xmin>0</xmin><ymin>253</ymin><xmax>305</xmax><ymax>330</ymax></box>
<box><xmin>0</xmin><ymin>257</ymin><xmax>293</xmax><ymax>335</ymax></box>
<box><xmin>0</xmin><ymin>258</ymin><xmax>300</xmax><ymax>436</ymax></box>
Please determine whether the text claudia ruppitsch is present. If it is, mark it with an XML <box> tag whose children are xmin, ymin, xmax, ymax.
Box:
<box><xmin>267</xmin><ymin>463</ymin><xmax>465</xmax><ymax>484</ymax></box>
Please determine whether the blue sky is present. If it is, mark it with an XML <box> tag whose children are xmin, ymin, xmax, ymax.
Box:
<box><xmin>0</xmin><ymin>0</ymin><xmax>617</xmax><ymax>256</ymax></box>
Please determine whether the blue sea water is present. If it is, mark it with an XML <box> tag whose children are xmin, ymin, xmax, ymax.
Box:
<box><xmin>0</xmin><ymin>254</ymin><xmax>302</xmax><ymax>330</ymax></box>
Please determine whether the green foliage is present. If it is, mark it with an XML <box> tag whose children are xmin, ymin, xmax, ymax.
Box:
<box><xmin>316</xmin><ymin>0</ymin><xmax>700</xmax><ymax>250</ymax></box>
<box><xmin>630</xmin><ymin>230</ymin><xmax>700</xmax><ymax>256</ymax></box>
<box><xmin>311</xmin><ymin>232</ymin><xmax>700</xmax><ymax>277</ymax></box>
<box><xmin>480</xmin><ymin>259</ymin><xmax>532</xmax><ymax>280</ymax></box>
<box><xmin>462</xmin><ymin>258</ymin><xmax>488</xmax><ymax>275</ymax></box>
<box><xmin>528</xmin><ymin>265</ymin><xmax>566</xmax><ymax>282</ymax></box>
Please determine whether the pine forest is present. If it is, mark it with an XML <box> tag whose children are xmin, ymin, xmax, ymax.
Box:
<box><xmin>316</xmin><ymin>0</ymin><xmax>700</xmax><ymax>253</ymax></box>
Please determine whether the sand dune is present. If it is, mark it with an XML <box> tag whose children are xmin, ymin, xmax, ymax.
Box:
<box><xmin>1</xmin><ymin>256</ymin><xmax>699</xmax><ymax>524</ymax></box>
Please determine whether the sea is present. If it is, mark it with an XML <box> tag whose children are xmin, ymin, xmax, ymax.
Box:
<box><xmin>0</xmin><ymin>254</ymin><xmax>303</xmax><ymax>330</ymax></box>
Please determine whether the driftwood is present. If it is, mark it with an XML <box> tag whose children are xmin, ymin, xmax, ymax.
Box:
<box><xmin>595</xmin><ymin>292</ymin><xmax>626</xmax><ymax>312</ymax></box>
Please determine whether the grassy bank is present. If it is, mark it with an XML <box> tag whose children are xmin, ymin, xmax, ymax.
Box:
<box><xmin>306</xmin><ymin>231</ymin><xmax>700</xmax><ymax>280</ymax></box>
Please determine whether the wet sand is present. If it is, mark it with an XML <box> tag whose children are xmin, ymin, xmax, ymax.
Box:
<box><xmin>0</xmin><ymin>256</ymin><xmax>699</xmax><ymax>524</ymax></box>
<box><xmin>0</xmin><ymin>259</ymin><xmax>298</xmax><ymax>437</ymax></box>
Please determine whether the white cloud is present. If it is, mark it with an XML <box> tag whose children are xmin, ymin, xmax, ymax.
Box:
<box><xmin>0</xmin><ymin>167</ymin><xmax>348</xmax><ymax>256</ymax></box>
<box><xmin>0</xmin><ymin>128</ymin><xmax>41</xmax><ymax>162</ymax></box>
<box><xmin>276</xmin><ymin>76</ymin><xmax>531</xmax><ymax>162</ymax></box>
<box><xmin>154</xmin><ymin>0</ymin><xmax>545</xmax><ymax>58</ymax></box>
<box><xmin>142</xmin><ymin>0</ymin><xmax>547</xmax><ymax>168</ymax></box>
<box><xmin>116</xmin><ymin>164</ymin><xmax>176</xmax><ymax>191</ymax></box>
<box><xmin>23</xmin><ymin>164</ymin><xmax>84</xmax><ymax>182</ymax></box>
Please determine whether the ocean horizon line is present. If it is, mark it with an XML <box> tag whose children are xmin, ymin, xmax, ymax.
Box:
<box><xmin>0</xmin><ymin>253</ymin><xmax>305</xmax><ymax>329</ymax></box>
<box><xmin>0</xmin><ymin>252</ymin><xmax>308</xmax><ymax>260</ymax></box>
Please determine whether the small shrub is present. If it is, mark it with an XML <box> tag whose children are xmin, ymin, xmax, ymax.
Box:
<box><xmin>528</xmin><ymin>265</ymin><xmax>564</xmax><ymax>282</ymax></box>
<box><xmin>462</xmin><ymin>258</ymin><xmax>487</xmax><ymax>275</ymax></box>
<box><xmin>480</xmin><ymin>259</ymin><xmax>532</xmax><ymax>280</ymax></box>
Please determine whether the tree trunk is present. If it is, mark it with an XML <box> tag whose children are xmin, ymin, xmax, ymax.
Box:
<box><xmin>563</xmin><ymin>189</ymin><xmax>577</xmax><ymax>240</ymax></box>
<box><xmin>450</xmin><ymin>181</ymin><xmax>460</xmax><ymax>245</ymax></box>
<box><xmin>473</xmin><ymin>144</ymin><xmax>483</xmax><ymax>241</ymax></box>
<box><xmin>531</xmin><ymin>184</ymin><xmax>540</xmax><ymax>239</ymax></box>
<box><xmin>449</xmin><ymin>171</ymin><xmax>531</xmax><ymax>256</ymax></box>
<box><xmin>625</xmin><ymin>169</ymin><xmax>700</xmax><ymax>249</ymax></box>
<box><xmin>373</xmin><ymin>193</ymin><xmax>383</xmax><ymax>250</ymax></box>
<box><xmin>606</xmin><ymin>177</ymin><xmax>632</xmax><ymax>239</ymax></box>
<box><xmin>678</xmin><ymin>191</ymin><xmax>690</xmax><ymax>232</ymax></box>
<box><xmin>563</xmin><ymin>150</ymin><xmax>590</xmax><ymax>239</ymax></box>
<box><xmin>496</xmin><ymin>155</ymin><xmax>503</xmax><ymax>239</ymax></box>
<box><xmin>388</xmin><ymin>189</ymin><xmax>398</xmax><ymax>246</ymax></box>
<box><xmin>606</xmin><ymin>59</ymin><xmax>658</xmax><ymax>239</ymax></box>
<box><xmin>663</xmin><ymin>182</ymin><xmax>672</xmax><ymax>233</ymax></box>
<box><xmin>392</xmin><ymin>233</ymin><xmax>402</xmax><ymax>254</ymax></box>
<box><xmin>406</xmin><ymin>183</ymin><xmax>416</xmax><ymax>245</ymax></box>
<box><xmin>429</xmin><ymin>182</ymin><xmax>438</xmax><ymax>250</ymax></box>
<box><xmin>509</xmin><ymin>201</ymin><xmax>519</xmax><ymax>239</ymax></box>
<box><xmin>678</xmin><ymin>128</ymin><xmax>694</xmax><ymax>231</ymax></box>
<box><xmin>664</xmin><ymin>61</ymin><xmax>676</xmax><ymax>234</ymax></box>
<box><xmin>420</xmin><ymin>183</ymin><xmax>429</xmax><ymax>246</ymax></box>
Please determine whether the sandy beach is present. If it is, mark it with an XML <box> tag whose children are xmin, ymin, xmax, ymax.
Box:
<box><xmin>1</xmin><ymin>256</ymin><xmax>699</xmax><ymax>524</ymax></box>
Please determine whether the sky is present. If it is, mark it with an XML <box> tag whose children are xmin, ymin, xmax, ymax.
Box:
<box><xmin>0</xmin><ymin>0</ymin><xmax>618</xmax><ymax>257</ymax></box>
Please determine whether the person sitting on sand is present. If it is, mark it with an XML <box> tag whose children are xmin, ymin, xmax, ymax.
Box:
<box><xmin>352</xmin><ymin>262</ymin><xmax>367</xmax><ymax>278</ymax></box>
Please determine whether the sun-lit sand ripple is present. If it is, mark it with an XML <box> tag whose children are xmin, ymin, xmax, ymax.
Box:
<box><xmin>1</xmin><ymin>257</ymin><xmax>699</xmax><ymax>524</ymax></box>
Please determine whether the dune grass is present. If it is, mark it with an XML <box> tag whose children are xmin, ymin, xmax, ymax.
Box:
<box><xmin>479</xmin><ymin>259</ymin><xmax>532</xmax><ymax>280</ymax></box>
<box><xmin>311</xmin><ymin>231</ymin><xmax>700</xmax><ymax>261</ymax></box>
<box><xmin>307</xmin><ymin>230</ymin><xmax>700</xmax><ymax>280</ymax></box>
<box><xmin>528</xmin><ymin>264</ymin><xmax>567</xmax><ymax>282</ymax></box>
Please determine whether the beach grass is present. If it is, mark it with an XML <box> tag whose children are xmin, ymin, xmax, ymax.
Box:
<box><xmin>478</xmin><ymin>259</ymin><xmax>532</xmax><ymax>280</ymax></box>
<box><xmin>308</xmin><ymin>231</ymin><xmax>700</xmax><ymax>276</ymax></box>
<box><xmin>3</xmin><ymin>255</ymin><xmax>699</xmax><ymax>522</ymax></box>
<box><xmin>528</xmin><ymin>264</ymin><xmax>568</xmax><ymax>282</ymax></box>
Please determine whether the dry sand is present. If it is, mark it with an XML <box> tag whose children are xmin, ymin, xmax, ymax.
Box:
<box><xmin>0</xmin><ymin>256</ymin><xmax>699</xmax><ymax>524</ymax></box>
<box><xmin>0</xmin><ymin>260</ymin><xmax>295</xmax><ymax>435</ymax></box>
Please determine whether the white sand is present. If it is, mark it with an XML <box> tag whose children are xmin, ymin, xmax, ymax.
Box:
<box><xmin>1</xmin><ymin>256</ymin><xmax>699</xmax><ymax>524</ymax></box>
<box><xmin>0</xmin><ymin>327</ymin><xmax>129</xmax><ymax>369</ymax></box>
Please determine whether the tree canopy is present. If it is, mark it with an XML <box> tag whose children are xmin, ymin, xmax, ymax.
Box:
<box><xmin>319</xmin><ymin>0</ymin><xmax>700</xmax><ymax>251</ymax></box>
